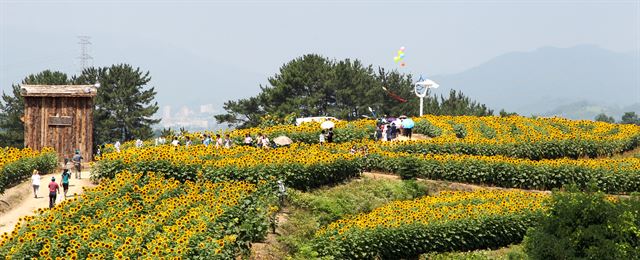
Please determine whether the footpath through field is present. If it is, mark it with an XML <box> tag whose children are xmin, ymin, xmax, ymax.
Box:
<box><xmin>0</xmin><ymin>169</ymin><xmax>95</xmax><ymax>235</ymax></box>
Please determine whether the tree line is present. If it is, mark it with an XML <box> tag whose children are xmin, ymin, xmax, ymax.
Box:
<box><xmin>0</xmin><ymin>64</ymin><xmax>159</xmax><ymax>148</ymax></box>
<box><xmin>595</xmin><ymin>112</ymin><xmax>640</xmax><ymax>125</ymax></box>
<box><xmin>0</xmin><ymin>54</ymin><xmax>507</xmax><ymax>148</ymax></box>
<box><xmin>215</xmin><ymin>54</ymin><xmax>494</xmax><ymax>128</ymax></box>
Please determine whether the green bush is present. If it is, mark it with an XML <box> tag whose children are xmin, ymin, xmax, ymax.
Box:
<box><xmin>414</xmin><ymin>119</ymin><xmax>442</xmax><ymax>138</ymax></box>
<box><xmin>398</xmin><ymin>156</ymin><xmax>420</xmax><ymax>180</ymax></box>
<box><xmin>524</xmin><ymin>192</ymin><xmax>640</xmax><ymax>260</ymax></box>
<box><xmin>314</xmin><ymin>214</ymin><xmax>540</xmax><ymax>259</ymax></box>
<box><xmin>0</xmin><ymin>151</ymin><xmax>57</xmax><ymax>194</ymax></box>
<box><xmin>453</xmin><ymin>123</ymin><xmax>467</xmax><ymax>139</ymax></box>
<box><xmin>288</xmin><ymin>178</ymin><xmax>430</xmax><ymax>225</ymax></box>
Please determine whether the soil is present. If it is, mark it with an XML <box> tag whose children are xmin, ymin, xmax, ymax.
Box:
<box><xmin>249</xmin><ymin>211</ymin><xmax>289</xmax><ymax>260</ymax></box>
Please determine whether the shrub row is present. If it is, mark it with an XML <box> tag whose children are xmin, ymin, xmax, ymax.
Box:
<box><xmin>312</xmin><ymin>190</ymin><xmax>547</xmax><ymax>259</ymax></box>
<box><xmin>0</xmin><ymin>150</ymin><xmax>57</xmax><ymax>194</ymax></box>
<box><xmin>367</xmin><ymin>153</ymin><xmax>640</xmax><ymax>194</ymax></box>
<box><xmin>315</xmin><ymin>215</ymin><xmax>538</xmax><ymax>259</ymax></box>
<box><xmin>387</xmin><ymin>134</ymin><xmax>640</xmax><ymax>160</ymax></box>
<box><xmin>92</xmin><ymin>156</ymin><xmax>361</xmax><ymax>191</ymax></box>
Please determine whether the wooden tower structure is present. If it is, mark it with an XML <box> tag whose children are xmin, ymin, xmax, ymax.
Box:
<box><xmin>20</xmin><ymin>85</ymin><xmax>97</xmax><ymax>161</ymax></box>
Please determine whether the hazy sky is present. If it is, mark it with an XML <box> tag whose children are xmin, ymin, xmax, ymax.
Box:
<box><xmin>1</xmin><ymin>0</ymin><xmax>638</xmax><ymax>109</ymax></box>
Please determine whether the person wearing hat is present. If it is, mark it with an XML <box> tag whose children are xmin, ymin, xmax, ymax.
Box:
<box><xmin>61</xmin><ymin>169</ymin><xmax>71</xmax><ymax>199</ymax></box>
<box><xmin>72</xmin><ymin>150</ymin><xmax>84</xmax><ymax>179</ymax></box>
<box><xmin>48</xmin><ymin>176</ymin><xmax>60</xmax><ymax>209</ymax></box>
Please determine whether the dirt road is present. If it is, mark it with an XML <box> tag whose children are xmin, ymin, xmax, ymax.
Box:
<box><xmin>0</xmin><ymin>170</ymin><xmax>95</xmax><ymax>235</ymax></box>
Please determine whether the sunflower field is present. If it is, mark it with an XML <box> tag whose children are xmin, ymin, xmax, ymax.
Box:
<box><xmin>2</xmin><ymin>115</ymin><xmax>639</xmax><ymax>259</ymax></box>
<box><xmin>0</xmin><ymin>147</ymin><xmax>57</xmax><ymax>194</ymax></box>
<box><xmin>108</xmin><ymin>115</ymin><xmax>640</xmax><ymax>159</ymax></box>
<box><xmin>366</xmin><ymin>150</ymin><xmax>640</xmax><ymax>193</ymax></box>
<box><xmin>0</xmin><ymin>172</ymin><xmax>275</xmax><ymax>259</ymax></box>
<box><xmin>405</xmin><ymin>115</ymin><xmax>640</xmax><ymax>159</ymax></box>
<box><xmin>312</xmin><ymin>190</ymin><xmax>549</xmax><ymax>259</ymax></box>
<box><xmin>92</xmin><ymin>142</ymin><xmax>362</xmax><ymax>190</ymax></box>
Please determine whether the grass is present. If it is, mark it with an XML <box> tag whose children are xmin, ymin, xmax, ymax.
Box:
<box><xmin>279</xmin><ymin>177</ymin><xmax>435</xmax><ymax>259</ymax></box>
<box><xmin>420</xmin><ymin>244</ymin><xmax>527</xmax><ymax>260</ymax></box>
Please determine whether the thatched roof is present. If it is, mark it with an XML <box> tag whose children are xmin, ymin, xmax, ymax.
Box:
<box><xmin>20</xmin><ymin>85</ymin><xmax>98</xmax><ymax>97</ymax></box>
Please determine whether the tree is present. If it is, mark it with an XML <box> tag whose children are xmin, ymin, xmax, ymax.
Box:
<box><xmin>621</xmin><ymin>112</ymin><xmax>639</xmax><ymax>125</ymax></box>
<box><xmin>499</xmin><ymin>109</ymin><xmax>518</xmax><ymax>117</ymax></box>
<box><xmin>524</xmin><ymin>191</ymin><xmax>640</xmax><ymax>259</ymax></box>
<box><xmin>75</xmin><ymin>64</ymin><xmax>160</xmax><ymax>145</ymax></box>
<box><xmin>0</xmin><ymin>70</ymin><xmax>70</xmax><ymax>147</ymax></box>
<box><xmin>594</xmin><ymin>113</ymin><xmax>616</xmax><ymax>123</ymax></box>
<box><xmin>216</xmin><ymin>54</ymin><xmax>494</xmax><ymax>128</ymax></box>
<box><xmin>428</xmin><ymin>90</ymin><xmax>494</xmax><ymax>116</ymax></box>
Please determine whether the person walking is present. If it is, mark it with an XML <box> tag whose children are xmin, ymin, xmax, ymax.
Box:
<box><xmin>327</xmin><ymin>128</ymin><xmax>334</xmax><ymax>143</ymax></box>
<box><xmin>171</xmin><ymin>137</ymin><xmax>180</xmax><ymax>146</ymax></box>
<box><xmin>48</xmin><ymin>177</ymin><xmax>60</xmax><ymax>209</ymax></box>
<box><xmin>203</xmin><ymin>135</ymin><xmax>212</xmax><ymax>147</ymax></box>
<box><xmin>61</xmin><ymin>169</ymin><xmax>71</xmax><ymax>199</ymax></box>
<box><xmin>375</xmin><ymin>125</ymin><xmax>383</xmax><ymax>141</ymax></box>
<box><xmin>319</xmin><ymin>130</ymin><xmax>326</xmax><ymax>145</ymax></box>
<box><xmin>406</xmin><ymin>125</ymin><xmax>413</xmax><ymax>140</ymax></box>
<box><xmin>31</xmin><ymin>170</ymin><xmax>41</xmax><ymax>198</ymax></box>
<box><xmin>72</xmin><ymin>150</ymin><xmax>83</xmax><ymax>179</ymax></box>
<box><xmin>224</xmin><ymin>134</ymin><xmax>232</xmax><ymax>148</ymax></box>
<box><xmin>262</xmin><ymin>135</ymin><xmax>271</xmax><ymax>149</ymax></box>
<box><xmin>386</xmin><ymin>124</ymin><xmax>393</xmax><ymax>141</ymax></box>
<box><xmin>243</xmin><ymin>134</ymin><xmax>253</xmax><ymax>146</ymax></box>
<box><xmin>215</xmin><ymin>134</ymin><xmax>223</xmax><ymax>148</ymax></box>
<box><xmin>390</xmin><ymin>123</ymin><xmax>397</xmax><ymax>139</ymax></box>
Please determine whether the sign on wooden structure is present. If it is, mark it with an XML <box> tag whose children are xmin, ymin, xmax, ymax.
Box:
<box><xmin>48</xmin><ymin>116</ymin><xmax>73</xmax><ymax>126</ymax></box>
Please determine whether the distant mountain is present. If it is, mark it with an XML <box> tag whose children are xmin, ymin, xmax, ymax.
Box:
<box><xmin>542</xmin><ymin>101</ymin><xmax>640</xmax><ymax>120</ymax></box>
<box><xmin>431</xmin><ymin>45</ymin><xmax>640</xmax><ymax>119</ymax></box>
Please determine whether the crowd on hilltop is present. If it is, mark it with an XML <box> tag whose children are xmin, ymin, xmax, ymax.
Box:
<box><xmin>100</xmin><ymin>115</ymin><xmax>418</xmax><ymax>154</ymax></box>
<box><xmin>374</xmin><ymin>116</ymin><xmax>414</xmax><ymax>141</ymax></box>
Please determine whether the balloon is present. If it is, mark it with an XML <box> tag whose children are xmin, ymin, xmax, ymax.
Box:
<box><xmin>397</xmin><ymin>50</ymin><xmax>403</xmax><ymax>55</ymax></box>
<box><xmin>393</xmin><ymin>56</ymin><xmax>400</xmax><ymax>62</ymax></box>
<box><xmin>400</xmin><ymin>53</ymin><xmax>405</xmax><ymax>58</ymax></box>
<box><xmin>400</xmin><ymin>62</ymin><xmax>406</xmax><ymax>67</ymax></box>
<box><xmin>400</xmin><ymin>46</ymin><xmax>405</xmax><ymax>51</ymax></box>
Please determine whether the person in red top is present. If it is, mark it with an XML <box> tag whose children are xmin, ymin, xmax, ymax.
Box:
<box><xmin>48</xmin><ymin>177</ymin><xmax>60</xmax><ymax>209</ymax></box>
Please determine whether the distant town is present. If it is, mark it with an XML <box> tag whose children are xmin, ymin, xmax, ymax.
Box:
<box><xmin>157</xmin><ymin>104</ymin><xmax>223</xmax><ymax>131</ymax></box>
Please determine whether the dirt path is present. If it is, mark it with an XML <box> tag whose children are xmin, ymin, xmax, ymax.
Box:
<box><xmin>0</xmin><ymin>170</ymin><xmax>95</xmax><ymax>235</ymax></box>
<box><xmin>249</xmin><ymin>210</ymin><xmax>289</xmax><ymax>259</ymax></box>
<box><xmin>362</xmin><ymin>171</ymin><xmax>552</xmax><ymax>195</ymax></box>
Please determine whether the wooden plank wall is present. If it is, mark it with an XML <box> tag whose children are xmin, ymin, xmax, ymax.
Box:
<box><xmin>24</xmin><ymin>97</ymin><xmax>93</xmax><ymax>162</ymax></box>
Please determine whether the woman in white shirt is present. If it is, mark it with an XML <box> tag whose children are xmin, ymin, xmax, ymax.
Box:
<box><xmin>224</xmin><ymin>134</ymin><xmax>232</xmax><ymax>148</ymax></box>
<box><xmin>262</xmin><ymin>135</ymin><xmax>271</xmax><ymax>149</ymax></box>
<box><xmin>31</xmin><ymin>170</ymin><xmax>41</xmax><ymax>198</ymax></box>
<box><xmin>243</xmin><ymin>134</ymin><xmax>253</xmax><ymax>146</ymax></box>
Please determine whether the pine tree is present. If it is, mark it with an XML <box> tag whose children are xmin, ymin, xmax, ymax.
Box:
<box><xmin>75</xmin><ymin>64</ymin><xmax>160</xmax><ymax>145</ymax></box>
<box><xmin>0</xmin><ymin>70</ymin><xmax>70</xmax><ymax>147</ymax></box>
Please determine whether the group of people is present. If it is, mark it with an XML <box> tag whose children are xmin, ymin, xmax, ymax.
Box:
<box><xmin>244</xmin><ymin>133</ymin><xmax>276</xmax><ymax>148</ymax></box>
<box><xmin>319</xmin><ymin>128</ymin><xmax>335</xmax><ymax>145</ymax></box>
<box><xmin>375</xmin><ymin>118</ymin><xmax>413</xmax><ymax>141</ymax></box>
<box><xmin>31</xmin><ymin>150</ymin><xmax>84</xmax><ymax>209</ymax></box>
<box><xmin>201</xmin><ymin>134</ymin><xmax>233</xmax><ymax>148</ymax></box>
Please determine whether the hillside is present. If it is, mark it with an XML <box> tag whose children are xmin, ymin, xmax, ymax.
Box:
<box><xmin>431</xmin><ymin>45</ymin><xmax>639</xmax><ymax>118</ymax></box>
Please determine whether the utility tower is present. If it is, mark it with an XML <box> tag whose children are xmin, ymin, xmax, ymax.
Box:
<box><xmin>77</xmin><ymin>36</ymin><xmax>93</xmax><ymax>71</ymax></box>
